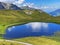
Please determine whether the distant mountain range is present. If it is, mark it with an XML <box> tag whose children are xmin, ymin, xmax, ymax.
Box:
<box><xmin>50</xmin><ymin>9</ymin><xmax>60</xmax><ymax>16</ymax></box>
<box><xmin>1</xmin><ymin>2</ymin><xmax>60</xmax><ymax>17</ymax></box>
<box><xmin>0</xmin><ymin>2</ymin><xmax>22</xmax><ymax>10</ymax></box>
<box><xmin>0</xmin><ymin>2</ymin><xmax>40</xmax><ymax>10</ymax></box>
<box><xmin>0</xmin><ymin>2</ymin><xmax>5</xmax><ymax>9</ymax></box>
<box><xmin>21</xmin><ymin>6</ymin><xmax>36</xmax><ymax>10</ymax></box>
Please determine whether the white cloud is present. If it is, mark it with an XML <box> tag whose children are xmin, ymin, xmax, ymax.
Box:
<box><xmin>26</xmin><ymin>22</ymin><xmax>48</xmax><ymax>32</ymax></box>
<box><xmin>0</xmin><ymin>0</ymin><xmax>15</xmax><ymax>3</ymax></box>
<box><xmin>13</xmin><ymin>0</ymin><xmax>24</xmax><ymax>5</ymax></box>
<box><xmin>23</xmin><ymin>3</ymin><xmax>34</xmax><ymax>8</ymax></box>
<box><xmin>0</xmin><ymin>0</ymin><xmax>24</xmax><ymax>4</ymax></box>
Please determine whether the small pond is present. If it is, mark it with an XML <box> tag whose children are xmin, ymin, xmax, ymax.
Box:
<box><xmin>4</xmin><ymin>22</ymin><xmax>60</xmax><ymax>39</ymax></box>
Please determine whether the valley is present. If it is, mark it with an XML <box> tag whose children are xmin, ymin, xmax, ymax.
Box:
<box><xmin>0</xmin><ymin>9</ymin><xmax>60</xmax><ymax>34</ymax></box>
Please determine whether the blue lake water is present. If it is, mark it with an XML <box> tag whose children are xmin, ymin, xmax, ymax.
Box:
<box><xmin>4</xmin><ymin>22</ymin><xmax>60</xmax><ymax>39</ymax></box>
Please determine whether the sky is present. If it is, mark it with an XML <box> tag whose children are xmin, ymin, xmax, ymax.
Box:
<box><xmin>0</xmin><ymin>0</ymin><xmax>60</xmax><ymax>13</ymax></box>
<box><xmin>25</xmin><ymin>0</ymin><xmax>60</xmax><ymax>12</ymax></box>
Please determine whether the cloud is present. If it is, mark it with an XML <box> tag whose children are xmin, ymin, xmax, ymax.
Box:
<box><xmin>23</xmin><ymin>3</ymin><xmax>34</xmax><ymax>7</ymax></box>
<box><xmin>0</xmin><ymin>0</ymin><xmax>15</xmax><ymax>3</ymax></box>
<box><xmin>22</xmin><ymin>3</ymin><xmax>40</xmax><ymax>9</ymax></box>
<box><xmin>26</xmin><ymin>22</ymin><xmax>48</xmax><ymax>32</ymax></box>
<box><xmin>0</xmin><ymin>0</ymin><xmax>24</xmax><ymax>4</ymax></box>
<box><xmin>14</xmin><ymin>0</ymin><xmax>24</xmax><ymax>5</ymax></box>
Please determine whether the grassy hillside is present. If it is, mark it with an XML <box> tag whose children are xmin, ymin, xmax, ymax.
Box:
<box><xmin>0</xmin><ymin>9</ymin><xmax>60</xmax><ymax>34</ymax></box>
<box><xmin>0</xmin><ymin>39</ymin><xmax>24</xmax><ymax>45</ymax></box>
<box><xmin>14</xmin><ymin>36</ymin><xmax>60</xmax><ymax>45</ymax></box>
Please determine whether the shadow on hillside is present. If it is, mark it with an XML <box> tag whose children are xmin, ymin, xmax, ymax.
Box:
<box><xmin>0</xmin><ymin>34</ymin><xmax>5</xmax><ymax>39</ymax></box>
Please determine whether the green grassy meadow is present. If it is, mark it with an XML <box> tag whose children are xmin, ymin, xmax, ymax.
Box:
<box><xmin>0</xmin><ymin>39</ymin><xmax>24</xmax><ymax>45</ymax></box>
<box><xmin>14</xmin><ymin>36</ymin><xmax>60</xmax><ymax>45</ymax></box>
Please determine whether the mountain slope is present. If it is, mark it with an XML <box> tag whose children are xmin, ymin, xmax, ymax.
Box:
<box><xmin>50</xmin><ymin>9</ymin><xmax>60</xmax><ymax>16</ymax></box>
<box><xmin>0</xmin><ymin>2</ymin><xmax>5</xmax><ymax>9</ymax></box>
<box><xmin>21</xmin><ymin>6</ymin><xmax>35</xmax><ymax>10</ymax></box>
<box><xmin>0</xmin><ymin>2</ymin><xmax>22</xmax><ymax>10</ymax></box>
